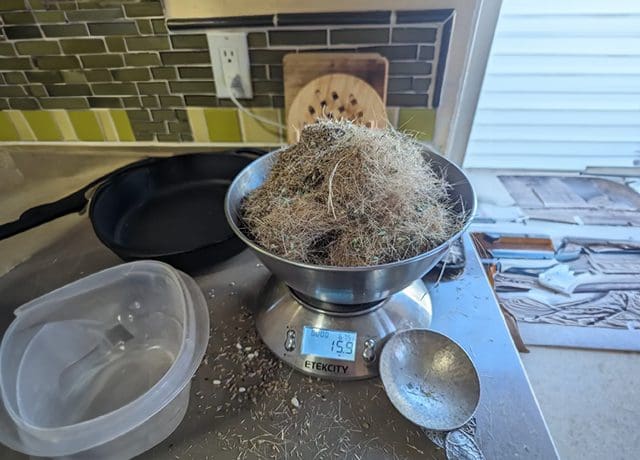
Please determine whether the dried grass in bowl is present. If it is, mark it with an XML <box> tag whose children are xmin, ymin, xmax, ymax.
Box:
<box><xmin>241</xmin><ymin>120</ymin><xmax>464</xmax><ymax>267</ymax></box>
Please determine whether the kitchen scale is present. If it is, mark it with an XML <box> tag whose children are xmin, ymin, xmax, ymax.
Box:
<box><xmin>225</xmin><ymin>145</ymin><xmax>475</xmax><ymax>381</ymax></box>
<box><xmin>255</xmin><ymin>276</ymin><xmax>432</xmax><ymax>380</ymax></box>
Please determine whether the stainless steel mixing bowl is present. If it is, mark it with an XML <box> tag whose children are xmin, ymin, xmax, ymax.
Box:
<box><xmin>224</xmin><ymin>145</ymin><xmax>476</xmax><ymax>305</ymax></box>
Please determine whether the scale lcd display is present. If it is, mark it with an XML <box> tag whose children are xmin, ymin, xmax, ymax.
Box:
<box><xmin>301</xmin><ymin>326</ymin><xmax>357</xmax><ymax>361</ymax></box>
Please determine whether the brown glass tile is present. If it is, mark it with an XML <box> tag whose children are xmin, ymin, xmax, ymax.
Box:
<box><xmin>160</xmin><ymin>51</ymin><xmax>210</xmax><ymax>65</ymax></box>
<box><xmin>247</xmin><ymin>32</ymin><xmax>267</xmax><ymax>48</ymax></box>
<box><xmin>391</xmin><ymin>28</ymin><xmax>437</xmax><ymax>44</ymax></box>
<box><xmin>269</xmin><ymin>30</ymin><xmax>326</xmax><ymax>46</ymax></box>
<box><xmin>357</xmin><ymin>45</ymin><xmax>417</xmax><ymax>60</ymax></box>
<box><xmin>268</xmin><ymin>65</ymin><xmax>282</xmax><ymax>80</ymax></box>
<box><xmin>184</xmin><ymin>95</ymin><xmax>217</xmax><ymax>106</ymax></box>
<box><xmin>88</xmin><ymin>96</ymin><xmax>123</xmax><ymax>108</ymax></box>
<box><xmin>247</xmin><ymin>49</ymin><xmax>287</xmax><ymax>65</ymax></box>
<box><xmin>389</xmin><ymin>61</ymin><xmax>432</xmax><ymax>76</ymax></box>
<box><xmin>331</xmin><ymin>28</ymin><xmax>389</xmax><ymax>45</ymax></box>
<box><xmin>35</xmin><ymin>55</ymin><xmax>80</xmax><ymax>70</ymax></box>
<box><xmin>386</xmin><ymin>93</ymin><xmax>429</xmax><ymax>106</ymax></box>
<box><xmin>170</xmin><ymin>34</ymin><xmax>207</xmax><ymax>49</ymax></box>
<box><xmin>25</xmin><ymin>70</ymin><xmax>62</xmax><ymax>83</ymax></box>
<box><xmin>42</xmin><ymin>24</ymin><xmax>89</xmax><ymax>38</ymax></box>
<box><xmin>168</xmin><ymin>80</ymin><xmax>214</xmax><ymax>93</ymax></box>
<box><xmin>177</xmin><ymin>66</ymin><xmax>213</xmax><ymax>79</ymax></box>
<box><xmin>60</xmin><ymin>38</ymin><xmax>106</xmax><ymax>54</ymax></box>
<box><xmin>253</xmin><ymin>80</ymin><xmax>283</xmax><ymax>94</ymax></box>
<box><xmin>4</xmin><ymin>26</ymin><xmax>41</xmax><ymax>39</ymax></box>
<box><xmin>250</xmin><ymin>65</ymin><xmax>266</xmax><ymax>79</ymax></box>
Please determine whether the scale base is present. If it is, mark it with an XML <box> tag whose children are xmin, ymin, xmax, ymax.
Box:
<box><xmin>255</xmin><ymin>277</ymin><xmax>432</xmax><ymax>380</ymax></box>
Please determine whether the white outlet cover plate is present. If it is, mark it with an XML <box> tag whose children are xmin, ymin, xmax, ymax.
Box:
<box><xmin>207</xmin><ymin>32</ymin><xmax>253</xmax><ymax>99</ymax></box>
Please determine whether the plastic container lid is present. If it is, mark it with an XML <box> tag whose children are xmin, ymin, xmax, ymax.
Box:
<box><xmin>0</xmin><ymin>261</ymin><xmax>209</xmax><ymax>457</ymax></box>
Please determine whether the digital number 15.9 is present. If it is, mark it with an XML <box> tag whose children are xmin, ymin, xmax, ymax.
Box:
<box><xmin>331</xmin><ymin>340</ymin><xmax>354</xmax><ymax>355</ymax></box>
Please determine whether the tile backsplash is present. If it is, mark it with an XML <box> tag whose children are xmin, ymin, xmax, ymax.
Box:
<box><xmin>0</xmin><ymin>1</ymin><xmax>453</xmax><ymax>143</ymax></box>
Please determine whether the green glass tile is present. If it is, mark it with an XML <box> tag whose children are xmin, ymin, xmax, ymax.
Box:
<box><xmin>1</xmin><ymin>11</ymin><xmax>36</xmax><ymax>24</ymax></box>
<box><xmin>0</xmin><ymin>85</ymin><xmax>26</xmax><ymax>96</ymax></box>
<box><xmin>0</xmin><ymin>0</ymin><xmax>25</xmax><ymax>11</ymax></box>
<box><xmin>10</xmin><ymin>98</ymin><xmax>39</xmax><ymax>110</ymax></box>
<box><xmin>4</xmin><ymin>72</ymin><xmax>27</xmax><ymax>84</ymax></box>
<box><xmin>125</xmin><ymin>36</ymin><xmax>170</xmax><ymax>51</ymax></box>
<box><xmin>68</xmin><ymin>110</ymin><xmax>104</xmax><ymax>141</ymax></box>
<box><xmin>239</xmin><ymin>108</ymin><xmax>281</xmax><ymax>143</ymax></box>
<box><xmin>33</xmin><ymin>11</ymin><xmax>66</xmax><ymax>23</ymax></box>
<box><xmin>203</xmin><ymin>108</ymin><xmax>241</xmax><ymax>142</ymax></box>
<box><xmin>60</xmin><ymin>38</ymin><xmax>106</xmax><ymax>54</ymax></box>
<box><xmin>26</xmin><ymin>84</ymin><xmax>47</xmax><ymax>97</ymax></box>
<box><xmin>136</xmin><ymin>19</ymin><xmax>153</xmax><ymax>34</ymax></box>
<box><xmin>22</xmin><ymin>111</ymin><xmax>63</xmax><ymax>141</ymax></box>
<box><xmin>124</xmin><ymin>2</ymin><xmax>163</xmax><ymax>18</ymax></box>
<box><xmin>397</xmin><ymin>108</ymin><xmax>436</xmax><ymax>141</ymax></box>
<box><xmin>151</xmin><ymin>19</ymin><xmax>167</xmax><ymax>34</ymax></box>
<box><xmin>61</xmin><ymin>70</ymin><xmax>88</xmax><ymax>83</ymax></box>
<box><xmin>0</xmin><ymin>112</ymin><xmax>20</xmax><ymax>141</ymax></box>
<box><xmin>105</xmin><ymin>36</ymin><xmax>126</xmax><ymax>52</ymax></box>
<box><xmin>110</xmin><ymin>109</ymin><xmax>135</xmax><ymax>141</ymax></box>
<box><xmin>0</xmin><ymin>43</ymin><xmax>16</xmax><ymax>56</ymax></box>
<box><xmin>124</xmin><ymin>53</ymin><xmax>161</xmax><ymax>66</ymax></box>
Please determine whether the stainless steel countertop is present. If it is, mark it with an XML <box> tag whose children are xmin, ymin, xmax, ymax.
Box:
<box><xmin>0</xmin><ymin>220</ymin><xmax>558</xmax><ymax>459</ymax></box>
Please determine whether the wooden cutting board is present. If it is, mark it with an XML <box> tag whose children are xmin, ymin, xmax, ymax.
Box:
<box><xmin>283</xmin><ymin>52</ymin><xmax>388</xmax><ymax>120</ymax></box>
<box><xmin>286</xmin><ymin>73</ymin><xmax>388</xmax><ymax>143</ymax></box>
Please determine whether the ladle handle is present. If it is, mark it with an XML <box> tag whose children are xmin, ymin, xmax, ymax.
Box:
<box><xmin>444</xmin><ymin>429</ymin><xmax>485</xmax><ymax>460</ymax></box>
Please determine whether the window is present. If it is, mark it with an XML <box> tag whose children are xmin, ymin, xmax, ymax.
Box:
<box><xmin>464</xmin><ymin>0</ymin><xmax>640</xmax><ymax>170</ymax></box>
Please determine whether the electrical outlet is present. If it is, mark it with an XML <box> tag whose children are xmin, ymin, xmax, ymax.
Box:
<box><xmin>207</xmin><ymin>32</ymin><xmax>253</xmax><ymax>99</ymax></box>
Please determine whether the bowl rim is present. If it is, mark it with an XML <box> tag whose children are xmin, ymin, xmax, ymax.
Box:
<box><xmin>224</xmin><ymin>146</ymin><xmax>477</xmax><ymax>272</ymax></box>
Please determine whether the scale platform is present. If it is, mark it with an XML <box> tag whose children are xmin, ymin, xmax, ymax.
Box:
<box><xmin>255</xmin><ymin>277</ymin><xmax>432</xmax><ymax>380</ymax></box>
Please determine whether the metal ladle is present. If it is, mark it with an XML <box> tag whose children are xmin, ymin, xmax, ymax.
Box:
<box><xmin>379</xmin><ymin>329</ymin><xmax>484</xmax><ymax>460</ymax></box>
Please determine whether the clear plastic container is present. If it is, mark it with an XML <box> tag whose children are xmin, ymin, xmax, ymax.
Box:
<box><xmin>0</xmin><ymin>261</ymin><xmax>209</xmax><ymax>459</ymax></box>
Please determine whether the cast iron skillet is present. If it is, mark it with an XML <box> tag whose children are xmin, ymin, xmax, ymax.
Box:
<box><xmin>0</xmin><ymin>149</ymin><xmax>265</xmax><ymax>273</ymax></box>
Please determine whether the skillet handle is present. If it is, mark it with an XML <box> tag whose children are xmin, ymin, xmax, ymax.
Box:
<box><xmin>0</xmin><ymin>157</ymin><xmax>158</xmax><ymax>241</ymax></box>
<box><xmin>0</xmin><ymin>186</ymin><xmax>91</xmax><ymax>240</ymax></box>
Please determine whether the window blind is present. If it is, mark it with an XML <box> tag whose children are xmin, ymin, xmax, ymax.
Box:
<box><xmin>463</xmin><ymin>0</ymin><xmax>640</xmax><ymax>170</ymax></box>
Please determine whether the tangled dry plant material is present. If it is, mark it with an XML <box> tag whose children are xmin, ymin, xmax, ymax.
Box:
<box><xmin>241</xmin><ymin>120</ymin><xmax>464</xmax><ymax>267</ymax></box>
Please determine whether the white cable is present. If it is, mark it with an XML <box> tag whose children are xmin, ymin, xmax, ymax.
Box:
<box><xmin>227</xmin><ymin>75</ymin><xmax>287</xmax><ymax>130</ymax></box>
